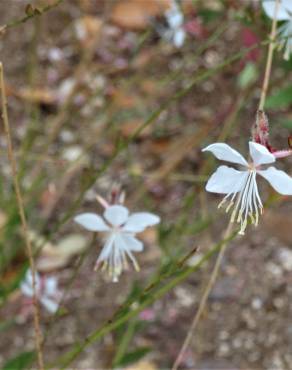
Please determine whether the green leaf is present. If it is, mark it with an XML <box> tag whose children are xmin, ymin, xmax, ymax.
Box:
<box><xmin>280</xmin><ymin>119</ymin><xmax>292</xmax><ymax>129</ymax></box>
<box><xmin>280</xmin><ymin>57</ymin><xmax>292</xmax><ymax>71</ymax></box>
<box><xmin>115</xmin><ymin>347</ymin><xmax>152</xmax><ymax>368</ymax></box>
<box><xmin>0</xmin><ymin>320</ymin><xmax>15</xmax><ymax>333</ymax></box>
<box><xmin>237</xmin><ymin>62</ymin><xmax>258</xmax><ymax>89</ymax></box>
<box><xmin>198</xmin><ymin>9</ymin><xmax>222</xmax><ymax>22</ymax></box>
<box><xmin>265</xmin><ymin>86</ymin><xmax>292</xmax><ymax>109</ymax></box>
<box><xmin>2</xmin><ymin>351</ymin><xmax>35</xmax><ymax>370</ymax></box>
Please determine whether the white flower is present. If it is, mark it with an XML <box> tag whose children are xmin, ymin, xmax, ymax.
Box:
<box><xmin>20</xmin><ymin>269</ymin><xmax>61</xmax><ymax>313</ymax></box>
<box><xmin>203</xmin><ymin>141</ymin><xmax>292</xmax><ymax>235</ymax></box>
<box><xmin>74</xmin><ymin>205</ymin><xmax>160</xmax><ymax>282</ymax></box>
<box><xmin>262</xmin><ymin>0</ymin><xmax>292</xmax><ymax>59</ymax></box>
<box><xmin>165</xmin><ymin>1</ymin><xmax>186</xmax><ymax>48</ymax></box>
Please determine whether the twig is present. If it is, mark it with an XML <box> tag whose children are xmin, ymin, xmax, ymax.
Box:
<box><xmin>259</xmin><ymin>0</ymin><xmax>280</xmax><ymax>110</ymax></box>
<box><xmin>0</xmin><ymin>63</ymin><xmax>44</xmax><ymax>370</ymax></box>
<box><xmin>51</xmin><ymin>230</ymin><xmax>238</xmax><ymax>369</ymax></box>
<box><xmin>0</xmin><ymin>0</ymin><xmax>64</xmax><ymax>33</ymax></box>
<box><xmin>172</xmin><ymin>221</ymin><xmax>235</xmax><ymax>370</ymax></box>
<box><xmin>42</xmin><ymin>236</ymin><xmax>95</xmax><ymax>345</ymax></box>
<box><xmin>57</xmin><ymin>40</ymin><xmax>268</xmax><ymax>230</ymax></box>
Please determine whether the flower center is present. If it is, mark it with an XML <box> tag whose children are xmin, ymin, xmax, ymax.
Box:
<box><xmin>218</xmin><ymin>169</ymin><xmax>263</xmax><ymax>235</ymax></box>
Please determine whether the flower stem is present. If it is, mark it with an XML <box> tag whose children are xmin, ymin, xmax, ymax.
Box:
<box><xmin>171</xmin><ymin>220</ymin><xmax>235</xmax><ymax>370</ymax></box>
<box><xmin>56</xmin><ymin>41</ymin><xmax>267</xmax><ymax>231</ymax></box>
<box><xmin>50</xmin><ymin>231</ymin><xmax>238</xmax><ymax>369</ymax></box>
<box><xmin>1</xmin><ymin>0</ymin><xmax>64</xmax><ymax>32</ymax></box>
<box><xmin>259</xmin><ymin>0</ymin><xmax>280</xmax><ymax>110</ymax></box>
<box><xmin>0</xmin><ymin>63</ymin><xmax>44</xmax><ymax>370</ymax></box>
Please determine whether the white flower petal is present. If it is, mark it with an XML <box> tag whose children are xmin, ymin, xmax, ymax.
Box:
<box><xmin>202</xmin><ymin>143</ymin><xmax>248</xmax><ymax>166</ymax></box>
<box><xmin>206</xmin><ymin>165</ymin><xmax>248</xmax><ymax>194</ymax></box>
<box><xmin>118</xmin><ymin>233</ymin><xmax>144</xmax><ymax>252</ymax></box>
<box><xmin>20</xmin><ymin>270</ymin><xmax>42</xmax><ymax>297</ymax></box>
<box><xmin>259</xmin><ymin>166</ymin><xmax>292</xmax><ymax>195</ymax></box>
<box><xmin>26</xmin><ymin>269</ymin><xmax>40</xmax><ymax>286</ymax></box>
<box><xmin>20</xmin><ymin>282</ymin><xmax>34</xmax><ymax>297</ymax></box>
<box><xmin>74</xmin><ymin>213</ymin><xmax>110</xmax><ymax>232</ymax></box>
<box><xmin>123</xmin><ymin>212</ymin><xmax>160</xmax><ymax>233</ymax></box>
<box><xmin>283</xmin><ymin>0</ymin><xmax>292</xmax><ymax>13</ymax></box>
<box><xmin>40</xmin><ymin>297</ymin><xmax>59</xmax><ymax>313</ymax></box>
<box><xmin>104</xmin><ymin>205</ymin><xmax>129</xmax><ymax>226</ymax></box>
<box><xmin>45</xmin><ymin>277</ymin><xmax>58</xmax><ymax>296</ymax></box>
<box><xmin>249</xmin><ymin>141</ymin><xmax>275</xmax><ymax>166</ymax></box>
<box><xmin>167</xmin><ymin>11</ymin><xmax>183</xmax><ymax>28</ymax></box>
<box><xmin>97</xmin><ymin>234</ymin><xmax>115</xmax><ymax>262</ymax></box>
<box><xmin>173</xmin><ymin>29</ymin><xmax>186</xmax><ymax>48</ymax></box>
<box><xmin>262</xmin><ymin>0</ymin><xmax>291</xmax><ymax>21</ymax></box>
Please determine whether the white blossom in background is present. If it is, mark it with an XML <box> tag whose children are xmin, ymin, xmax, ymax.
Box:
<box><xmin>165</xmin><ymin>0</ymin><xmax>186</xmax><ymax>48</ymax></box>
<box><xmin>75</xmin><ymin>204</ymin><xmax>160</xmax><ymax>282</ymax></box>
<box><xmin>203</xmin><ymin>141</ymin><xmax>292</xmax><ymax>235</ymax></box>
<box><xmin>262</xmin><ymin>0</ymin><xmax>292</xmax><ymax>60</ymax></box>
<box><xmin>20</xmin><ymin>269</ymin><xmax>61</xmax><ymax>313</ymax></box>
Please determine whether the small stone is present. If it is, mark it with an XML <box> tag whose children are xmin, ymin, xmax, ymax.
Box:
<box><xmin>265</xmin><ymin>262</ymin><xmax>283</xmax><ymax>278</ymax></box>
<box><xmin>251</xmin><ymin>297</ymin><xmax>263</xmax><ymax>310</ymax></box>
<box><xmin>278</xmin><ymin>247</ymin><xmax>292</xmax><ymax>271</ymax></box>
<box><xmin>218</xmin><ymin>342</ymin><xmax>230</xmax><ymax>356</ymax></box>
<box><xmin>62</xmin><ymin>146</ymin><xmax>84</xmax><ymax>162</ymax></box>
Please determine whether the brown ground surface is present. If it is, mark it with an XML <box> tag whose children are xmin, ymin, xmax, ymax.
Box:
<box><xmin>1</xmin><ymin>1</ymin><xmax>292</xmax><ymax>369</ymax></box>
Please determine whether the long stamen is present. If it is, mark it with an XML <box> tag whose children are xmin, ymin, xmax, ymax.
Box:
<box><xmin>237</xmin><ymin>172</ymin><xmax>253</xmax><ymax>234</ymax></box>
<box><xmin>230</xmin><ymin>173</ymin><xmax>250</xmax><ymax>224</ymax></box>
<box><xmin>218</xmin><ymin>170</ymin><xmax>263</xmax><ymax>235</ymax></box>
<box><xmin>96</xmin><ymin>233</ymin><xmax>140</xmax><ymax>282</ymax></box>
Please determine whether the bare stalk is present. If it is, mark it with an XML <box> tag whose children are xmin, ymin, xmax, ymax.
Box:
<box><xmin>173</xmin><ymin>4</ymin><xmax>281</xmax><ymax>366</ymax></box>
<box><xmin>0</xmin><ymin>63</ymin><xmax>44</xmax><ymax>370</ymax></box>
<box><xmin>259</xmin><ymin>0</ymin><xmax>280</xmax><ymax>110</ymax></box>
<box><xmin>0</xmin><ymin>0</ymin><xmax>64</xmax><ymax>33</ymax></box>
<box><xmin>172</xmin><ymin>221</ymin><xmax>235</xmax><ymax>370</ymax></box>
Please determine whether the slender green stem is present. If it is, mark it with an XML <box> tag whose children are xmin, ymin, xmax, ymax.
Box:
<box><xmin>172</xmin><ymin>221</ymin><xmax>235</xmax><ymax>370</ymax></box>
<box><xmin>56</xmin><ymin>41</ymin><xmax>265</xmax><ymax>231</ymax></box>
<box><xmin>2</xmin><ymin>0</ymin><xmax>64</xmax><ymax>31</ymax></box>
<box><xmin>0</xmin><ymin>63</ymin><xmax>44</xmax><ymax>370</ymax></box>
<box><xmin>112</xmin><ymin>319</ymin><xmax>138</xmax><ymax>368</ymax></box>
<box><xmin>51</xmin><ymin>230</ymin><xmax>238</xmax><ymax>369</ymax></box>
<box><xmin>259</xmin><ymin>0</ymin><xmax>280</xmax><ymax>110</ymax></box>
<box><xmin>42</xmin><ymin>237</ymin><xmax>95</xmax><ymax>345</ymax></box>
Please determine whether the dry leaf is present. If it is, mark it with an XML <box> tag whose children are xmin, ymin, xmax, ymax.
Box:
<box><xmin>140</xmin><ymin>79</ymin><xmax>161</xmax><ymax>95</ymax></box>
<box><xmin>132</xmin><ymin>49</ymin><xmax>156</xmax><ymax>69</ymax></box>
<box><xmin>144</xmin><ymin>137</ymin><xmax>173</xmax><ymax>155</ymax></box>
<box><xmin>74</xmin><ymin>16</ymin><xmax>103</xmax><ymax>48</ymax></box>
<box><xmin>149</xmin><ymin>125</ymin><xmax>213</xmax><ymax>181</ymax></box>
<box><xmin>0</xmin><ymin>210</ymin><xmax>7</xmax><ymax>228</ymax></box>
<box><xmin>111</xmin><ymin>89</ymin><xmax>137</xmax><ymax>109</ymax></box>
<box><xmin>32</xmin><ymin>232</ymin><xmax>88</xmax><ymax>272</ymax></box>
<box><xmin>125</xmin><ymin>360</ymin><xmax>158</xmax><ymax>370</ymax></box>
<box><xmin>140</xmin><ymin>227</ymin><xmax>158</xmax><ymax>245</ymax></box>
<box><xmin>77</xmin><ymin>0</ymin><xmax>94</xmax><ymax>12</ymax></box>
<box><xmin>111</xmin><ymin>0</ymin><xmax>171</xmax><ymax>30</ymax></box>
<box><xmin>16</xmin><ymin>87</ymin><xmax>56</xmax><ymax>105</ymax></box>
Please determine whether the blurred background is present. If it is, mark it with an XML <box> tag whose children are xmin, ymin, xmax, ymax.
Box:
<box><xmin>1</xmin><ymin>0</ymin><xmax>292</xmax><ymax>369</ymax></box>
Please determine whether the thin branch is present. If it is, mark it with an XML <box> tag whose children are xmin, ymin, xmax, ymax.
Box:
<box><xmin>259</xmin><ymin>0</ymin><xmax>280</xmax><ymax>110</ymax></box>
<box><xmin>0</xmin><ymin>63</ymin><xmax>44</xmax><ymax>370</ymax></box>
<box><xmin>56</xmin><ymin>40</ymin><xmax>268</xmax><ymax>231</ymax></box>
<box><xmin>51</xmin><ymin>230</ymin><xmax>238</xmax><ymax>369</ymax></box>
<box><xmin>172</xmin><ymin>221</ymin><xmax>235</xmax><ymax>370</ymax></box>
<box><xmin>0</xmin><ymin>0</ymin><xmax>64</xmax><ymax>33</ymax></box>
